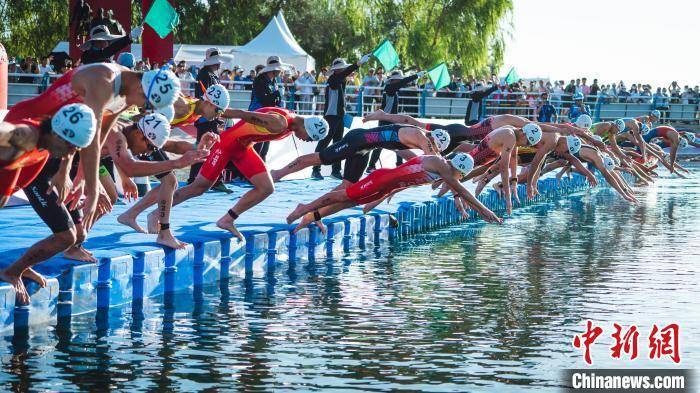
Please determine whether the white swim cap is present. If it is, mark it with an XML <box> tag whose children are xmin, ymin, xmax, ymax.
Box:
<box><xmin>141</xmin><ymin>68</ymin><xmax>181</xmax><ymax>109</ymax></box>
<box><xmin>679</xmin><ymin>137</ymin><xmax>688</xmax><ymax>149</ymax></box>
<box><xmin>650</xmin><ymin>109</ymin><xmax>661</xmax><ymax>118</ymax></box>
<box><xmin>613</xmin><ymin>119</ymin><xmax>626</xmax><ymax>133</ymax></box>
<box><xmin>51</xmin><ymin>103</ymin><xmax>97</xmax><ymax>148</ymax></box>
<box><xmin>154</xmin><ymin>105</ymin><xmax>175</xmax><ymax>123</ymax></box>
<box><xmin>640</xmin><ymin>123</ymin><xmax>651</xmax><ymax>135</ymax></box>
<box><xmin>602</xmin><ymin>154</ymin><xmax>615</xmax><ymax>170</ymax></box>
<box><xmin>204</xmin><ymin>83</ymin><xmax>230</xmax><ymax>110</ymax></box>
<box><xmin>575</xmin><ymin>114</ymin><xmax>592</xmax><ymax>130</ymax></box>
<box><xmin>450</xmin><ymin>153</ymin><xmax>474</xmax><ymax>175</ymax></box>
<box><xmin>565</xmin><ymin>135</ymin><xmax>582</xmax><ymax>155</ymax></box>
<box><xmin>137</xmin><ymin>113</ymin><xmax>171</xmax><ymax>148</ymax></box>
<box><xmin>573</xmin><ymin>92</ymin><xmax>584</xmax><ymax>100</ymax></box>
<box><xmin>522</xmin><ymin>123</ymin><xmax>543</xmax><ymax>146</ymax></box>
<box><xmin>304</xmin><ymin>116</ymin><xmax>329</xmax><ymax>141</ymax></box>
<box><xmin>430</xmin><ymin>129</ymin><xmax>451</xmax><ymax>152</ymax></box>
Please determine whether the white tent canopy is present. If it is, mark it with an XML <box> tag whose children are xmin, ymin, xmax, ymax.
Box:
<box><xmin>232</xmin><ymin>11</ymin><xmax>315</xmax><ymax>72</ymax></box>
<box><xmin>51</xmin><ymin>42</ymin><xmax>237</xmax><ymax>70</ymax></box>
<box><xmin>51</xmin><ymin>11</ymin><xmax>313</xmax><ymax>73</ymax></box>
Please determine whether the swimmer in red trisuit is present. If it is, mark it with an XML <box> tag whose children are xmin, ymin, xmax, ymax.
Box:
<box><xmin>286</xmin><ymin>153</ymin><xmax>502</xmax><ymax>233</ymax></box>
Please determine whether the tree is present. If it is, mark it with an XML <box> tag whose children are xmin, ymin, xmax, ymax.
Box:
<box><xmin>0</xmin><ymin>0</ymin><xmax>512</xmax><ymax>78</ymax></box>
<box><xmin>0</xmin><ymin>0</ymin><xmax>68</xmax><ymax>58</ymax></box>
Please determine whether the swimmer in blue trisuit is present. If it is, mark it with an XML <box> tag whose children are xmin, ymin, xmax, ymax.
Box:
<box><xmin>362</xmin><ymin>110</ymin><xmax>605</xmax><ymax>153</ymax></box>
<box><xmin>271</xmin><ymin>124</ymin><xmax>451</xmax><ymax>182</ymax></box>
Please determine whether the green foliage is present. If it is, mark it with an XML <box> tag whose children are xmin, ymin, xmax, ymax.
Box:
<box><xmin>0</xmin><ymin>0</ymin><xmax>68</xmax><ymax>58</ymax></box>
<box><xmin>0</xmin><ymin>0</ymin><xmax>512</xmax><ymax>77</ymax></box>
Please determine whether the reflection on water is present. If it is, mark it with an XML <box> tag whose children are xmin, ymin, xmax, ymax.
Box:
<box><xmin>1</xmin><ymin>165</ymin><xmax>699</xmax><ymax>392</ymax></box>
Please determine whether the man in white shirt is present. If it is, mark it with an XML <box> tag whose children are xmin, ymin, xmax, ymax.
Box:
<box><xmin>38</xmin><ymin>56</ymin><xmax>54</xmax><ymax>74</ymax></box>
<box><xmin>296</xmin><ymin>71</ymin><xmax>316</xmax><ymax>114</ymax></box>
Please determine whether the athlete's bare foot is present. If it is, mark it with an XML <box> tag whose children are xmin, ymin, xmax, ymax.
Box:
<box><xmin>0</xmin><ymin>269</ymin><xmax>30</xmax><ymax>304</ymax></box>
<box><xmin>147</xmin><ymin>211</ymin><xmax>160</xmax><ymax>234</ymax></box>
<box><xmin>63</xmin><ymin>245</ymin><xmax>98</xmax><ymax>263</ymax></box>
<box><xmin>156</xmin><ymin>229</ymin><xmax>187</xmax><ymax>249</ymax></box>
<box><xmin>493</xmin><ymin>182</ymin><xmax>503</xmax><ymax>198</ymax></box>
<box><xmin>117</xmin><ymin>212</ymin><xmax>146</xmax><ymax>233</ymax></box>
<box><xmin>293</xmin><ymin>213</ymin><xmax>327</xmax><ymax>234</ymax></box>
<box><xmin>81</xmin><ymin>245</ymin><xmax>94</xmax><ymax>256</ymax></box>
<box><xmin>474</xmin><ymin>179</ymin><xmax>487</xmax><ymax>196</ymax></box>
<box><xmin>286</xmin><ymin>203</ymin><xmax>307</xmax><ymax>224</ymax></box>
<box><xmin>22</xmin><ymin>268</ymin><xmax>47</xmax><ymax>288</ymax></box>
<box><xmin>511</xmin><ymin>184</ymin><xmax>521</xmax><ymax>205</ymax></box>
<box><xmin>270</xmin><ymin>169</ymin><xmax>282</xmax><ymax>182</ymax></box>
<box><xmin>362</xmin><ymin>109</ymin><xmax>385</xmax><ymax>123</ymax></box>
<box><xmin>216</xmin><ymin>216</ymin><xmax>244</xmax><ymax>241</ymax></box>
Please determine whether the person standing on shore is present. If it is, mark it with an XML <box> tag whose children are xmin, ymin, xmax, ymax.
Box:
<box><xmin>366</xmin><ymin>69</ymin><xmax>425</xmax><ymax>172</ymax></box>
<box><xmin>249</xmin><ymin>56</ymin><xmax>285</xmax><ymax>161</ymax></box>
<box><xmin>311</xmin><ymin>54</ymin><xmax>372</xmax><ymax>180</ymax></box>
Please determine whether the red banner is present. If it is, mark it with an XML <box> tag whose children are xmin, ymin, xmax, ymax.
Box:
<box><xmin>141</xmin><ymin>0</ymin><xmax>175</xmax><ymax>66</ymax></box>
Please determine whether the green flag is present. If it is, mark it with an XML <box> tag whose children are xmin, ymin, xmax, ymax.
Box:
<box><xmin>372</xmin><ymin>40</ymin><xmax>400</xmax><ymax>71</ymax></box>
<box><xmin>144</xmin><ymin>0</ymin><xmax>179</xmax><ymax>39</ymax></box>
<box><xmin>504</xmin><ymin>67</ymin><xmax>520</xmax><ymax>85</ymax></box>
<box><xmin>427</xmin><ymin>63</ymin><xmax>450</xmax><ymax>90</ymax></box>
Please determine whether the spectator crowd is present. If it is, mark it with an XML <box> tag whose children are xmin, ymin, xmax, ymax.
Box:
<box><xmin>7</xmin><ymin>51</ymin><xmax>700</xmax><ymax>119</ymax></box>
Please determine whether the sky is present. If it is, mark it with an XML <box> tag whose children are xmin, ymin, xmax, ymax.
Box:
<box><xmin>501</xmin><ymin>0</ymin><xmax>700</xmax><ymax>88</ymax></box>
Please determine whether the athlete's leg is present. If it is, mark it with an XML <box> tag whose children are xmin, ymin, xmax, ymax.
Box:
<box><xmin>1</xmin><ymin>171</ymin><xmax>80</xmax><ymax>303</ymax></box>
<box><xmin>292</xmin><ymin>200</ymin><xmax>356</xmax><ymax>234</ymax></box>
<box><xmin>118</xmin><ymin>185</ymin><xmax>157</xmax><ymax>233</ymax></box>
<box><xmin>313</xmin><ymin>115</ymin><xmax>344</xmax><ymax>174</ymax></box>
<box><xmin>215</xmin><ymin>171</ymin><xmax>273</xmax><ymax>240</ymax></box>
<box><xmin>144</xmin><ymin>173</ymin><xmax>186</xmax><ymax>249</ymax></box>
<box><xmin>271</xmin><ymin>153</ymin><xmax>322</xmax><ymax>181</ymax></box>
<box><xmin>287</xmin><ymin>189</ymin><xmax>352</xmax><ymax>224</ymax></box>
<box><xmin>362</xmin><ymin>109</ymin><xmax>426</xmax><ymax>128</ymax></box>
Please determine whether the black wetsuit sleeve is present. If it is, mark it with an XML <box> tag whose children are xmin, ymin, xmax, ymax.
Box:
<box><xmin>470</xmin><ymin>84</ymin><xmax>499</xmax><ymax>101</ymax></box>
<box><xmin>81</xmin><ymin>36</ymin><xmax>133</xmax><ymax>64</ymax></box>
<box><xmin>328</xmin><ymin>63</ymin><xmax>359</xmax><ymax>88</ymax></box>
<box><xmin>384</xmin><ymin>74</ymin><xmax>419</xmax><ymax>96</ymax></box>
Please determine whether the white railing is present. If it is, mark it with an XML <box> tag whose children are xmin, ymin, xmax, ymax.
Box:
<box><xmin>6</xmin><ymin>73</ymin><xmax>699</xmax><ymax>126</ymax></box>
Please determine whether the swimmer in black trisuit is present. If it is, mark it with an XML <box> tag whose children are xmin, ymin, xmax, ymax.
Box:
<box><xmin>0</xmin><ymin>104</ymin><xmax>98</xmax><ymax>304</ymax></box>
<box><xmin>271</xmin><ymin>123</ymin><xmax>452</xmax><ymax>182</ymax></box>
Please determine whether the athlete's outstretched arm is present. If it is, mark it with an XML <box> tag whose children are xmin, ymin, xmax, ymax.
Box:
<box><xmin>439</xmin><ymin>174</ymin><xmax>502</xmax><ymax>223</ymax></box>
<box><xmin>564</xmin><ymin>153</ymin><xmax>598</xmax><ymax>186</ymax></box>
<box><xmin>108</xmin><ymin>135</ymin><xmax>209</xmax><ymax>177</ymax></box>
<box><xmin>77</xmin><ymin>79</ymin><xmax>112</xmax><ymax>229</ymax></box>
<box><xmin>223</xmin><ymin>109</ymin><xmax>287</xmax><ymax>133</ymax></box>
<box><xmin>525</xmin><ymin>146</ymin><xmax>551</xmax><ymax>199</ymax></box>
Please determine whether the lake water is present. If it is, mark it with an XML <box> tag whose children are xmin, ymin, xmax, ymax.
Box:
<box><xmin>1</xmin><ymin>163</ymin><xmax>698</xmax><ymax>392</ymax></box>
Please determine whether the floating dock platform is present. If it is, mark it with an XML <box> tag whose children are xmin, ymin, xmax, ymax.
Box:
<box><xmin>0</xmin><ymin>174</ymin><xmax>592</xmax><ymax>333</ymax></box>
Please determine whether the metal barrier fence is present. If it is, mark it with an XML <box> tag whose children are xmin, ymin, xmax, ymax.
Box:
<box><xmin>7</xmin><ymin>73</ymin><xmax>699</xmax><ymax>126</ymax></box>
